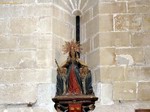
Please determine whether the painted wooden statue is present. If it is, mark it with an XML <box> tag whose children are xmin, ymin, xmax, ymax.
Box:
<box><xmin>53</xmin><ymin>40</ymin><xmax>97</xmax><ymax>112</ymax></box>
<box><xmin>56</xmin><ymin>40</ymin><xmax>94</xmax><ymax>96</ymax></box>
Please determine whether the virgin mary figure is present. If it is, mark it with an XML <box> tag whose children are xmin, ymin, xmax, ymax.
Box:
<box><xmin>56</xmin><ymin>40</ymin><xmax>94</xmax><ymax>96</ymax></box>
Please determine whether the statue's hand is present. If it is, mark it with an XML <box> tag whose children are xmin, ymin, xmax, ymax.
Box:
<box><xmin>80</xmin><ymin>66</ymin><xmax>89</xmax><ymax>78</ymax></box>
<box><xmin>83</xmin><ymin>66</ymin><xmax>89</xmax><ymax>74</ymax></box>
<box><xmin>57</xmin><ymin>67</ymin><xmax>67</xmax><ymax>76</ymax></box>
<box><xmin>80</xmin><ymin>68</ymin><xmax>84</xmax><ymax>78</ymax></box>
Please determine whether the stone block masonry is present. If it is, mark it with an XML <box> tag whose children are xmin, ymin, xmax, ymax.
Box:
<box><xmin>0</xmin><ymin>0</ymin><xmax>150</xmax><ymax>112</ymax></box>
<box><xmin>81</xmin><ymin>0</ymin><xmax>150</xmax><ymax>112</ymax></box>
<box><xmin>0</xmin><ymin>0</ymin><xmax>75</xmax><ymax>112</ymax></box>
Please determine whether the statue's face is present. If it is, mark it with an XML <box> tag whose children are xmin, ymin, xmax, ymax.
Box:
<box><xmin>70</xmin><ymin>47</ymin><xmax>75</xmax><ymax>57</ymax></box>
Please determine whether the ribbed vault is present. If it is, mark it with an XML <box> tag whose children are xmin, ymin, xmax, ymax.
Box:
<box><xmin>54</xmin><ymin>0</ymin><xmax>98</xmax><ymax>16</ymax></box>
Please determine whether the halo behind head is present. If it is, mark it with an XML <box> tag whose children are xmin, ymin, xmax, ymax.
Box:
<box><xmin>62</xmin><ymin>40</ymin><xmax>82</xmax><ymax>54</ymax></box>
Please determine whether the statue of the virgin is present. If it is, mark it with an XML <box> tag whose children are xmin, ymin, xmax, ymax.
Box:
<box><xmin>55</xmin><ymin>40</ymin><xmax>94</xmax><ymax>96</ymax></box>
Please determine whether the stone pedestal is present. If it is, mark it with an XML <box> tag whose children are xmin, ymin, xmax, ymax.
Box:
<box><xmin>52</xmin><ymin>95</ymin><xmax>98</xmax><ymax>112</ymax></box>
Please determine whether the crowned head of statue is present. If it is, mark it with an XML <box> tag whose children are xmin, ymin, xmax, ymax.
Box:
<box><xmin>62</xmin><ymin>40</ymin><xmax>81</xmax><ymax>60</ymax></box>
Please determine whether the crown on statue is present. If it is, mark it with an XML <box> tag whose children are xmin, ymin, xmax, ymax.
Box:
<box><xmin>62</xmin><ymin>40</ymin><xmax>82</xmax><ymax>54</ymax></box>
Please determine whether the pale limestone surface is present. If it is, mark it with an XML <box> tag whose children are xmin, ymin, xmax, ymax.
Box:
<box><xmin>98</xmin><ymin>2</ymin><xmax>127</xmax><ymax>14</ymax></box>
<box><xmin>98</xmin><ymin>32</ymin><xmax>130</xmax><ymax>47</ymax></box>
<box><xmin>0</xmin><ymin>1</ymin><xmax>74</xmax><ymax>112</ymax></box>
<box><xmin>86</xmin><ymin>16</ymin><xmax>99</xmax><ymax>39</ymax></box>
<box><xmin>113</xmin><ymin>82</ymin><xmax>137</xmax><ymax>100</ymax></box>
<box><xmin>87</xmin><ymin>49</ymin><xmax>100</xmax><ymax>68</ymax></box>
<box><xmin>10</xmin><ymin>18</ymin><xmax>37</xmax><ymax>34</ymax></box>
<box><xmin>0</xmin><ymin>0</ymin><xmax>150</xmax><ymax>112</ymax></box>
<box><xmin>100</xmin><ymin>66</ymin><xmax>125</xmax><ymax>82</ymax></box>
<box><xmin>138</xmin><ymin>82</ymin><xmax>150</xmax><ymax>101</ymax></box>
<box><xmin>114</xmin><ymin>14</ymin><xmax>142</xmax><ymax>31</ymax></box>
<box><xmin>131</xmin><ymin>32</ymin><xmax>150</xmax><ymax>47</ymax></box>
<box><xmin>101</xmin><ymin>83</ymin><xmax>114</xmax><ymax>105</ymax></box>
<box><xmin>0</xmin><ymin>84</ymin><xmax>37</xmax><ymax>104</ymax></box>
<box><xmin>81</xmin><ymin>0</ymin><xmax>150</xmax><ymax>111</ymax></box>
<box><xmin>100</xmin><ymin>48</ymin><xmax>116</xmax><ymax>65</ymax></box>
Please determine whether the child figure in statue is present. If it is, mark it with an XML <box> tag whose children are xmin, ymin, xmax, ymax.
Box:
<box><xmin>56</xmin><ymin>40</ymin><xmax>94</xmax><ymax>96</ymax></box>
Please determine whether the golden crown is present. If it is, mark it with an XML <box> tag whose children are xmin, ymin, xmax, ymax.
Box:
<box><xmin>62</xmin><ymin>40</ymin><xmax>82</xmax><ymax>54</ymax></box>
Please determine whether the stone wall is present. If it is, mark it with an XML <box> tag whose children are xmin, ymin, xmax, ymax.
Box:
<box><xmin>0</xmin><ymin>0</ymin><xmax>75</xmax><ymax>112</ymax></box>
<box><xmin>81</xmin><ymin>0</ymin><xmax>150</xmax><ymax>112</ymax></box>
<box><xmin>0</xmin><ymin>0</ymin><xmax>150</xmax><ymax>112</ymax></box>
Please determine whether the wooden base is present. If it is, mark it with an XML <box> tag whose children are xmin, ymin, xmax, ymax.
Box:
<box><xmin>135</xmin><ymin>109</ymin><xmax>150</xmax><ymax>112</ymax></box>
<box><xmin>52</xmin><ymin>95</ymin><xmax>98</xmax><ymax>112</ymax></box>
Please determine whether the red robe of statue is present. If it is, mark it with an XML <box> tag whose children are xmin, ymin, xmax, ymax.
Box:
<box><xmin>67</xmin><ymin>65</ymin><xmax>82</xmax><ymax>94</ymax></box>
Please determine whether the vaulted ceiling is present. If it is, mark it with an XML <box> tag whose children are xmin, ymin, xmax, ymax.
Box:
<box><xmin>54</xmin><ymin>0</ymin><xmax>98</xmax><ymax>15</ymax></box>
